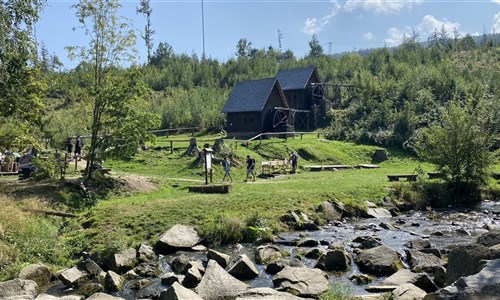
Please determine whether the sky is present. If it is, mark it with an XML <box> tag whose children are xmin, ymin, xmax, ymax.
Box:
<box><xmin>36</xmin><ymin>0</ymin><xmax>500</xmax><ymax>69</ymax></box>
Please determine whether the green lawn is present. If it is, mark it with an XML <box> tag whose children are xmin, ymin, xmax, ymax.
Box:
<box><xmin>80</xmin><ymin>135</ymin><xmax>434</xmax><ymax>251</ymax></box>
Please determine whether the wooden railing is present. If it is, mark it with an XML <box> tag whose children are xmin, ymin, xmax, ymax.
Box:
<box><xmin>229</xmin><ymin>131</ymin><xmax>328</xmax><ymax>149</ymax></box>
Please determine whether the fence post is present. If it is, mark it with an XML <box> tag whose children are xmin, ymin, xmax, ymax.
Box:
<box><xmin>259</xmin><ymin>135</ymin><xmax>262</xmax><ymax>144</ymax></box>
<box><xmin>317</xmin><ymin>133</ymin><xmax>320</xmax><ymax>138</ymax></box>
<box><xmin>301</xmin><ymin>134</ymin><xmax>303</xmax><ymax>139</ymax></box>
<box><xmin>170</xmin><ymin>141</ymin><xmax>173</xmax><ymax>154</ymax></box>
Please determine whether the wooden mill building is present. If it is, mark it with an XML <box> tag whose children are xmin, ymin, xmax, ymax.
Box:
<box><xmin>222</xmin><ymin>66</ymin><xmax>331</xmax><ymax>138</ymax></box>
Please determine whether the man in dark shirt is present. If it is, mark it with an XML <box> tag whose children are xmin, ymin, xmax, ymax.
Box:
<box><xmin>245</xmin><ymin>155</ymin><xmax>256</xmax><ymax>182</ymax></box>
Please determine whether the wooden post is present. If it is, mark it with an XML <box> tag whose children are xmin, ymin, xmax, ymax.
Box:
<box><xmin>170</xmin><ymin>141</ymin><xmax>173</xmax><ymax>154</ymax></box>
<box><xmin>74</xmin><ymin>154</ymin><xmax>78</xmax><ymax>171</ymax></box>
<box><xmin>317</xmin><ymin>133</ymin><xmax>320</xmax><ymax>138</ymax></box>
<box><xmin>259</xmin><ymin>135</ymin><xmax>262</xmax><ymax>144</ymax></box>
<box><xmin>300</xmin><ymin>134</ymin><xmax>303</xmax><ymax>139</ymax></box>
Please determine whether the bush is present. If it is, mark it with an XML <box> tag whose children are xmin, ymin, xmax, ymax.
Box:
<box><xmin>318</xmin><ymin>283</ymin><xmax>354</xmax><ymax>300</ymax></box>
<box><xmin>243</xmin><ymin>213</ymin><xmax>275</xmax><ymax>244</ymax></box>
<box><xmin>200</xmin><ymin>215</ymin><xmax>245</xmax><ymax>246</ymax></box>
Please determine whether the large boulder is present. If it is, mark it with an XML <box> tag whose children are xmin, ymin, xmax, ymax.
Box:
<box><xmin>228</xmin><ymin>254</ymin><xmax>260</xmax><ymax>280</ymax></box>
<box><xmin>382</xmin><ymin>269</ymin><xmax>438</xmax><ymax>293</ymax></box>
<box><xmin>19</xmin><ymin>264</ymin><xmax>52</xmax><ymax>287</ymax></box>
<box><xmin>59</xmin><ymin>267</ymin><xmax>87</xmax><ymax>287</ymax></box>
<box><xmin>366</xmin><ymin>207</ymin><xmax>392</xmax><ymax>219</ymax></box>
<box><xmin>182</xmin><ymin>266</ymin><xmax>203</xmax><ymax>288</ymax></box>
<box><xmin>137</xmin><ymin>244</ymin><xmax>156</xmax><ymax>262</ymax></box>
<box><xmin>255</xmin><ymin>244</ymin><xmax>283</xmax><ymax>264</ymax></box>
<box><xmin>110</xmin><ymin>248</ymin><xmax>137</xmax><ymax>273</ymax></box>
<box><xmin>445</xmin><ymin>243</ymin><xmax>496</xmax><ymax>285</ymax></box>
<box><xmin>352</xmin><ymin>236</ymin><xmax>383</xmax><ymax>249</ymax></box>
<box><xmin>405</xmin><ymin>250</ymin><xmax>444</xmax><ymax>273</ymax></box>
<box><xmin>320</xmin><ymin>200</ymin><xmax>346</xmax><ymax>222</ymax></box>
<box><xmin>355</xmin><ymin>245</ymin><xmax>402</xmax><ymax>276</ymax></box>
<box><xmin>86</xmin><ymin>293</ymin><xmax>125</xmax><ymax>300</ymax></box>
<box><xmin>195</xmin><ymin>260</ymin><xmax>250</xmax><ymax>300</ymax></box>
<box><xmin>171</xmin><ymin>254</ymin><xmax>192</xmax><ymax>274</ymax></box>
<box><xmin>207</xmin><ymin>249</ymin><xmax>231</xmax><ymax>269</ymax></box>
<box><xmin>272</xmin><ymin>266</ymin><xmax>329</xmax><ymax>298</ymax></box>
<box><xmin>404</xmin><ymin>239</ymin><xmax>431</xmax><ymax>250</ymax></box>
<box><xmin>157</xmin><ymin>225</ymin><xmax>202</xmax><ymax>253</ymax></box>
<box><xmin>0</xmin><ymin>278</ymin><xmax>38</xmax><ymax>300</ymax></box>
<box><xmin>265</xmin><ymin>258</ymin><xmax>305</xmax><ymax>275</ymax></box>
<box><xmin>35</xmin><ymin>294</ymin><xmax>84</xmax><ymax>300</ymax></box>
<box><xmin>315</xmin><ymin>248</ymin><xmax>351</xmax><ymax>272</ymax></box>
<box><xmin>392</xmin><ymin>283</ymin><xmax>426</xmax><ymax>300</ymax></box>
<box><xmin>476</xmin><ymin>229</ymin><xmax>500</xmax><ymax>247</ymax></box>
<box><xmin>424</xmin><ymin>259</ymin><xmax>500</xmax><ymax>300</ymax></box>
<box><xmin>160</xmin><ymin>282</ymin><xmax>203</xmax><ymax>300</ymax></box>
<box><xmin>280</xmin><ymin>211</ymin><xmax>319</xmax><ymax>231</ymax></box>
<box><xmin>104</xmin><ymin>270</ymin><xmax>124</xmax><ymax>292</ymax></box>
<box><xmin>236</xmin><ymin>287</ymin><xmax>307</xmax><ymax>300</ymax></box>
<box><xmin>77</xmin><ymin>258</ymin><xmax>105</xmax><ymax>278</ymax></box>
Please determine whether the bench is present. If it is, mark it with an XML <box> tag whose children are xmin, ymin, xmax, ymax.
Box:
<box><xmin>387</xmin><ymin>174</ymin><xmax>417</xmax><ymax>182</ymax></box>
<box><xmin>261</xmin><ymin>159</ymin><xmax>291</xmax><ymax>174</ymax></box>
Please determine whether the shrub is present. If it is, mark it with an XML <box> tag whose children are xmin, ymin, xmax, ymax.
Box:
<box><xmin>243</xmin><ymin>213</ymin><xmax>275</xmax><ymax>244</ymax></box>
<box><xmin>200</xmin><ymin>215</ymin><xmax>245</xmax><ymax>246</ymax></box>
<box><xmin>318</xmin><ymin>283</ymin><xmax>354</xmax><ymax>300</ymax></box>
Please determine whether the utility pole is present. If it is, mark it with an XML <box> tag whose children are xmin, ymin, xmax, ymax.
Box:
<box><xmin>201</xmin><ymin>0</ymin><xmax>206</xmax><ymax>60</ymax></box>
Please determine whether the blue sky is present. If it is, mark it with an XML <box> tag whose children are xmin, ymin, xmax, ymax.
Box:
<box><xmin>37</xmin><ymin>0</ymin><xmax>500</xmax><ymax>69</ymax></box>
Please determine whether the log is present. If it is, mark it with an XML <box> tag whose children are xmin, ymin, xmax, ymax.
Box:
<box><xmin>188</xmin><ymin>184</ymin><xmax>232</xmax><ymax>194</ymax></box>
<box><xmin>21</xmin><ymin>208</ymin><xmax>78</xmax><ymax>218</ymax></box>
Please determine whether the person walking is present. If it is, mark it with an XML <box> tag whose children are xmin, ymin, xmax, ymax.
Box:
<box><xmin>74</xmin><ymin>135</ymin><xmax>83</xmax><ymax>160</ymax></box>
<box><xmin>67</xmin><ymin>138</ymin><xmax>73</xmax><ymax>156</ymax></box>
<box><xmin>290</xmin><ymin>151</ymin><xmax>298</xmax><ymax>174</ymax></box>
<box><xmin>222</xmin><ymin>157</ymin><xmax>233</xmax><ymax>182</ymax></box>
<box><xmin>245</xmin><ymin>155</ymin><xmax>256</xmax><ymax>182</ymax></box>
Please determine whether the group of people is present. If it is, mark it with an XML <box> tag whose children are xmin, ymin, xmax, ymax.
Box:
<box><xmin>0</xmin><ymin>150</ymin><xmax>21</xmax><ymax>172</ymax></box>
<box><xmin>221</xmin><ymin>151</ymin><xmax>299</xmax><ymax>183</ymax></box>
<box><xmin>67</xmin><ymin>136</ymin><xmax>84</xmax><ymax>160</ymax></box>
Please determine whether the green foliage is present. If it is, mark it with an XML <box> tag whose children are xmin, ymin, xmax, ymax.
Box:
<box><xmin>318</xmin><ymin>283</ymin><xmax>354</xmax><ymax>300</ymax></box>
<box><xmin>200</xmin><ymin>215</ymin><xmax>245</xmax><ymax>246</ymax></box>
<box><xmin>243</xmin><ymin>213</ymin><xmax>276</xmax><ymax>244</ymax></box>
<box><xmin>32</xmin><ymin>157</ymin><xmax>59</xmax><ymax>181</ymax></box>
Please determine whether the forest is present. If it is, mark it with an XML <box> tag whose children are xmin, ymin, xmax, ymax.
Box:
<box><xmin>1</xmin><ymin>0</ymin><xmax>499</xmax><ymax>159</ymax></box>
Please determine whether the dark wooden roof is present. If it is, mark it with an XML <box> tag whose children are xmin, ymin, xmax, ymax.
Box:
<box><xmin>276</xmin><ymin>65</ymin><xmax>318</xmax><ymax>91</ymax></box>
<box><xmin>222</xmin><ymin>78</ymin><xmax>287</xmax><ymax>113</ymax></box>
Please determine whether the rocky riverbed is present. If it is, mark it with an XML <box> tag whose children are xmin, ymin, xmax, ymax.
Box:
<box><xmin>1</xmin><ymin>200</ymin><xmax>500</xmax><ymax>300</ymax></box>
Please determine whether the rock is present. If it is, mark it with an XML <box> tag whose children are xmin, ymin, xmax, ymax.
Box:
<box><xmin>349</xmin><ymin>273</ymin><xmax>374</xmax><ymax>284</ymax></box>
<box><xmin>354</xmin><ymin>293</ymin><xmax>388</xmax><ymax>300</ymax></box>
<box><xmin>86</xmin><ymin>293</ymin><xmax>125</xmax><ymax>300</ymax></box>
<box><xmin>365</xmin><ymin>201</ymin><xmax>378</xmax><ymax>208</ymax></box>
<box><xmin>182</xmin><ymin>266</ymin><xmax>203</xmax><ymax>288</ymax></box>
<box><xmin>235</xmin><ymin>287</ymin><xmax>306</xmax><ymax>300</ymax></box>
<box><xmin>476</xmin><ymin>228</ymin><xmax>500</xmax><ymax>247</ymax></box>
<box><xmin>419</xmin><ymin>248</ymin><xmax>442</xmax><ymax>258</ymax></box>
<box><xmin>104</xmin><ymin>270</ymin><xmax>124</xmax><ymax>292</ymax></box>
<box><xmin>265</xmin><ymin>258</ymin><xmax>305</xmax><ymax>275</ymax></box>
<box><xmin>296</xmin><ymin>237</ymin><xmax>319</xmax><ymax>247</ymax></box>
<box><xmin>404</xmin><ymin>239</ymin><xmax>431</xmax><ymax>250</ymax></box>
<box><xmin>379</xmin><ymin>222</ymin><xmax>395</xmax><ymax>230</ymax></box>
<box><xmin>406</xmin><ymin>250</ymin><xmax>444</xmax><ymax>273</ymax></box>
<box><xmin>157</xmin><ymin>224</ymin><xmax>202</xmax><ymax>253</ymax></box>
<box><xmin>352</xmin><ymin>236</ymin><xmax>383</xmax><ymax>249</ymax></box>
<box><xmin>424</xmin><ymin>259</ymin><xmax>500</xmax><ymax>300</ymax></box>
<box><xmin>273</xmin><ymin>266</ymin><xmax>329</xmax><ymax>298</ymax></box>
<box><xmin>77</xmin><ymin>258</ymin><xmax>105</xmax><ymax>278</ymax></box>
<box><xmin>0</xmin><ymin>278</ymin><xmax>38</xmax><ymax>300</ymax></box>
<box><xmin>187</xmin><ymin>259</ymin><xmax>206</xmax><ymax>274</ymax></box>
<box><xmin>208</xmin><ymin>249</ymin><xmax>231</xmax><ymax>268</ymax></box>
<box><xmin>171</xmin><ymin>254</ymin><xmax>192</xmax><ymax>274</ymax></box>
<box><xmin>392</xmin><ymin>283</ymin><xmax>426</xmax><ymax>300</ymax></box>
<box><xmin>255</xmin><ymin>244</ymin><xmax>283</xmax><ymax>264</ymax></box>
<box><xmin>127</xmin><ymin>278</ymin><xmax>151</xmax><ymax>290</ymax></box>
<box><xmin>364</xmin><ymin>285</ymin><xmax>398</xmax><ymax>292</ymax></box>
<box><xmin>354</xmin><ymin>245</ymin><xmax>402</xmax><ymax>276</ymax></box>
<box><xmin>445</xmin><ymin>243</ymin><xmax>494</xmax><ymax>285</ymax></box>
<box><xmin>382</xmin><ymin>269</ymin><xmax>438</xmax><ymax>293</ymax></box>
<box><xmin>124</xmin><ymin>269</ymin><xmax>139</xmax><ymax>279</ymax></box>
<box><xmin>456</xmin><ymin>228</ymin><xmax>471</xmax><ymax>235</ymax></box>
<box><xmin>19</xmin><ymin>263</ymin><xmax>52</xmax><ymax>287</ymax></box>
<box><xmin>314</xmin><ymin>248</ymin><xmax>351</xmax><ymax>272</ymax></box>
<box><xmin>321</xmin><ymin>200</ymin><xmax>346</xmax><ymax>222</ymax></box>
<box><xmin>161</xmin><ymin>272</ymin><xmax>182</xmax><ymax>285</ymax></box>
<box><xmin>110</xmin><ymin>248</ymin><xmax>137</xmax><ymax>273</ymax></box>
<box><xmin>228</xmin><ymin>254</ymin><xmax>260</xmax><ymax>280</ymax></box>
<box><xmin>366</xmin><ymin>207</ymin><xmax>392</xmax><ymax>218</ymax></box>
<box><xmin>280</xmin><ymin>211</ymin><xmax>319</xmax><ymax>231</ymax></box>
<box><xmin>59</xmin><ymin>266</ymin><xmax>87</xmax><ymax>287</ymax></box>
<box><xmin>196</xmin><ymin>260</ymin><xmax>250</xmax><ymax>300</ymax></box>
<box><xmin>192</xmin><ymin>244</ymin><xmax>208</xmax><ymax>252</ymax></box>
<box><xmin>160</xmin><ymin>282</ymin><xmax>203</xmax><ymax>300</ymax></box>
<box><xmin>35</xmin><ymin>294</ymin><xmax>84</xmax><ymax>300</ymax></box>
<box><xmin>304</xmin><ymin>248</ymin><xmax>326</xmax><ymax>259</ymax></box>
<box><xmin>134</xmin><ymin>261</ymin><xmax>160</xmax><ymax>277</ymax></box>
<box><xmin>137</xmin><ymin>244</ymin><xmax>156</xmax><ymax>262</ymax></box>
<box><xmin>433</xmin><ymin>267</ymin><xmax>446</xmax><ymax>288</ymax></box>
<box><xmin>79</xmin><ymin>282</ymin><xmax>104</xmax><ymax>297</ymax></box>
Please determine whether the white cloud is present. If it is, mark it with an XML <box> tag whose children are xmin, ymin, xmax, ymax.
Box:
<box><xmin>384</xmin><ymin>27</ymin><xmax>407</xmax><ymax>47</ymax></box>
<box><xmin>364</xmin><ymin>32</ymin><xmax>374</xmax><ymax>40</ymax></box>
<box><xmin>344</xmin><ymin>0</ymin><xmax>422</xmax><ymax>14</ymax></box>
<box><xmin>417</xmin><ymin>15</ymin><xmax>460</xmax><ymax>36</ymax></box>
<box><xmin>494</xmin><ymin>11</ymin><xmax>500</xmax><ymax>32</ymax></box>
<box><xmin>493</xmin><ymin>0</ymin><xmax>500</xmax><ymax>4</ymax></box>
<box><xmin>301</xmin><ymin>2</ymin><xmax>341</xmax><ymax>35</ymax></box>
<box><xmin>471</xmin><ymin>32</ymin><xmax>480</xmax><ymax>37</ymax></box>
